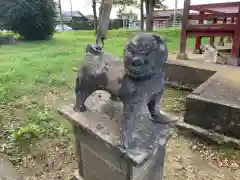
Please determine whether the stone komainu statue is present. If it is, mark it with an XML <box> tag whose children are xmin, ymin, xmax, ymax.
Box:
<box><xmin>74</xmin><ymin>33</ymin><xmax>172</xmax><ymax>148</ymax></box>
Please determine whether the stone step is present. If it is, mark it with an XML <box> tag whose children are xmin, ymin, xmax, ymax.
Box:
<box><xmin>184</xmin><ymin>72</ymin><xmax>240</xmax><ymax>139</ymax></box>
<box><xmin>0</xmin><ymin>154</ymin><xmax>21</xmax><ymax>180</ymax></box>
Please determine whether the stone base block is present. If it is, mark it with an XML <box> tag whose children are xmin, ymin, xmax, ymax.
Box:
<box><xmin>58</xmin><ymin>92</ymin><xmax>174</xmax><ymax>180</ymax></box>
<box><xmin>73</xmin><ymin>170</ymin><xmax>84</xmax><ymax>180</ymax></box>
<box><xmin>164</xmin><ymin>62</ymin><xmax>215</xmax><ymax>87</ymax></box>
<box><xmin>72</xmin><ymin>143</ymin><xmax>166</xmax><ymax>180</ymax></box>
<box><xmin>184</xmin><ymin>94</ymin><xmax>240</xmax><ymax>139</ymax></box>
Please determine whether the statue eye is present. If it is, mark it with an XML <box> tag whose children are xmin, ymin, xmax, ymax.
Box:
<box><xmin>144</xmin><ymin>41</ymin><xmax>154</xmax><ymax>51</ymax></box>
<box><xmin>159</xmin><ymin>44</ymin><xmax>166</xmax><ymax>51</ymax></box>
<box><xmin>127</xmin><ymin>44</ymin><xmax>136</xmax><ymax>53</ymax></box>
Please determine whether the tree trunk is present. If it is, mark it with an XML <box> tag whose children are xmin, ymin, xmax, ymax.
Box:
<box><xmin>96</xmin><ymin>0</ymin><xmax>113</xmax><ymax>46</ymax></box>
<box><xmin>140</xmin><ymin>0</ymin><xmax>144</xmax><ymax>31</ymax></box>
<box><xmin>58</xmin><ymin>0</ymin><xmax>64</xmax><ymax>31</ymax></box>
<box><xmin>146</xmin><ymin>0</ymin><xmax>154</xmax><ymax>31</ymax></box>
<box><xmin>145</xmin><ymin>0</ymin><xmax>149</xmax><ymax>20</ymax></box>
<box><xmin>92</xmin><ymin>0</ymin><xmax>98</xmax><ymax>35</ymax></box>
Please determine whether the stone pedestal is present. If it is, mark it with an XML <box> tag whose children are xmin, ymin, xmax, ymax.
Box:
<box><xmin>226</xmin><ymin>56</ymin><xmax>239</xmax><ymax>66</ymax></box>
<box><xmin>58</xmin><ymin>91</ymin><xmax>174</xmax><ymax>180</ymax></box>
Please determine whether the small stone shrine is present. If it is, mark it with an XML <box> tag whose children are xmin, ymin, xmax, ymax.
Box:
<box><xmin>58</xmin><ymin>32</ymin><xmax>175</xmax><ymax>180</ymax></box>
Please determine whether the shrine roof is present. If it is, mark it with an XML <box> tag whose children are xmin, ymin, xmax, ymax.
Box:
<box><xmin>190</xmin><ymin>2</ymin><xmax>240</xmax><ymax>13</ymax></box>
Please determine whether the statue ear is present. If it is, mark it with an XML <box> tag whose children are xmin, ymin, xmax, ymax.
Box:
<box><xmin>152</xmin><ymin>34</ymin><xmax>165</xmax><ymax>45</ymax></box>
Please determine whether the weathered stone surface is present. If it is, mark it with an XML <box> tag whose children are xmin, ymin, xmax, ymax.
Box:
<box><xmin>73</xmin><ymin>169</ymin><xmax>84</xmax><ymax>180</ymax></box>
<box><xmin>81</xmin><ymin>144</ymin><xmax>126</xmax><ymax>180</ymax></box>
<box><xmin>164</xmin><ymin>62</ymin><xmax>215</xmax><ymax>87</ymax></box>
<box><xmin>165</xmin><ymin>53</ymin><xmax>240</xmax><ymax>141</ymax></box>
<box><xmin>58</xmin><ymin>90</ymin><xmax>174</xmax><ymax>180</ymax></box>
<box><xmin>176</xmin><ymin>121</ymin><xmax>240</xmax><ymax>149</ymax></box>
<box><xmin>184</xmin><ymin>72</ymin><xmax>240</xmax><ymax>139</ymax></box>
<box><xmin>80</xmin><ymin>128</ymin><xmax>128</xmax><ymax>173</ymax></box>
<box><xmin>0</xmin><ymin>154</ymin><xmax>21</xmax><ymax>180</ymax></box>
<box><xmin>132</xmin><ymin>144</ymin><xmax>166</xmax><ymax>180</ymax></box>
<box><xmin>74</xmin><ymin>33</ymin><xmax>172</xmax><ymax>149</ymax></box>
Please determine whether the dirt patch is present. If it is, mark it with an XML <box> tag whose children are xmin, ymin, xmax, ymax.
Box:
<box><xmin>1</xmin><ymin>88</ymin><xmax>240</xmax><ymax>180</ymax></box>
<box><xmin>165</xmin><ymin>135</ymin><xmax>240</xmax><ymax>180</ymax></box>
<box><xmin>18</xmin><ymin>138</ymin><xmax>77</xmax><ymax>180</ymax></box>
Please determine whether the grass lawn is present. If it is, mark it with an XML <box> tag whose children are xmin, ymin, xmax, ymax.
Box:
<box><xmin>0</xmin><ymin>29</ymin><xmax>238</xmax><ymax>179</ymax></box>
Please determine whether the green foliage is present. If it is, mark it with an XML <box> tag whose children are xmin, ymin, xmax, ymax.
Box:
<box><xmin>168</xmin><ymin>13</ymin><xmax>183</xmax><ymax>23</ymax></box>
<box><xmin>153</xmin><ymin>0</ymin><xmax>167</xmax><ymax>9</ymax></box>
<box><xmin>0</xmin><ymin>0</ymin><xmax>57</xmax><ymax>40</ymax></box>
<box><xmin>113</xmin><ymin>0</ymin><xmax>138</xmax><ymax>6</ymax></box>
<box><xmin>143</xmin><ymin>0</ymin><xmax>167</xmax><ymax>9</ymax></box>
<box><xmin>2</xmin><ymin>108</ymin><xmax>67</xmax><ymax>143</ymax></box>
<box><xmin>0</xmin><ymin>107</ymin><xmax>68</xmax><ymax>164</ymax></box>
<box><xmin>114</xmin><ymin>0</ymin><xmax>138</xmax><ymax>19</ymax></box>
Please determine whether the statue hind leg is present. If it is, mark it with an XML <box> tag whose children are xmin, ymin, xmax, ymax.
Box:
<box><xmin>148</xmin><ymin>91</ymin><xmax>176</xmax><ymax>124</ymax></box>
<box><xmin>74</xmin><ymin>91</ymin><xmax>90</xmax><ymax>112</ymax></box>
<box><xmin>73</xmin><ymin>76</ymin><xmax>93</xmax><ymax>112</ymax></box>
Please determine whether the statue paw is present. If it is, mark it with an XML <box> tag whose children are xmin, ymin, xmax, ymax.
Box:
<box><xmin>119</xmin><ymin>141</ymin><xmax>128</xmax><ymax>149</ymax></box>
<box><xmin>151</xmin><ymin>114</ymin><xmax>177</xmax><ymax>124</ymax></box>
<box><xmin>73</xmin><ymin>105</ymin><xmax>87</xmax><ymax>112</ymax></box>
<box><xmin>119</xmin><ymin>134</ymin><xmax>130</xmax><ymax>149</ymax></box>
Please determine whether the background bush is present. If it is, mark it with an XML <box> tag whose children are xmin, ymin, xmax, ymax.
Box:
<box><xmin>64</xmin><ymin>18</ymin><xmax>123</xmax><ymax>31</ymax></box>
<box><xmin>0</xmin><ymin>0</ymin><xmax>57</xmax><ymax>40</ymax></box>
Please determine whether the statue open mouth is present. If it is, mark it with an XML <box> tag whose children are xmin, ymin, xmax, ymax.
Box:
<box><xmin>126</xmin><ymin>65</ymin><xmax>154</xmax><ymax>79</ymax></box>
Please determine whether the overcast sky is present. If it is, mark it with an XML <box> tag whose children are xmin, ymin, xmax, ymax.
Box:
<box><xmin>60</xmin><ymin>0</ymin><xmax>239</xmax><ymax>18</ymax></box>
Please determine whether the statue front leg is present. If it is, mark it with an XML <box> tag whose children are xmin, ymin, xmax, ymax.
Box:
<box><xmin>120</xmin><ymin>101</ymin><xmax>140</xmax><ymax>149</ymax></box>
<box><xmin>73</xmin><ymin>91</ymin><xmax>89</xmax><ymax>112</ymax></box>
<box><xmin>73</xmin><ymin>77</ymin><xmax>92</xmax><ymax>112</ymax></box>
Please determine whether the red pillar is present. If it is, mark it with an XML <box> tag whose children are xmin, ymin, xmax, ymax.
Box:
<box><xmin>231</xmin><ymin>17</ymin><xmax>235</xmax><ymax>40</ymax></box>
<box><xmin>177</xmin><ymin>0</ymin><xmax>190</xmax><ymax>60</ymax></box>
<box><xmin>227</xmin><ymin>6</ymin><xmax>240</xmax><ymax>66</ymax></box>
<box><xmin>193</xmin><ymin>11</ymin><xmax>204</xmax><ymax>54</ymax></box>
<box><xmin>226</xmin><ymin>17</ymin><xmax>235</xmax><ymax>43</ymax></box>
<box><xmin>218</xmin><ymin>18</ymin><xmax>227</xmax><ymax>46</ymax></box>
<box><xmin>210</xmin><ymin>18</ymin><xmax>217</xmax><ymax>46</ymax></box>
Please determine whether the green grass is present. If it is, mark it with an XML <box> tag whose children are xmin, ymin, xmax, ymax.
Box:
<box><xmin>0</xmin><ymin>29</ymin><xmax>235</xmax><ymax>171</ymax></box>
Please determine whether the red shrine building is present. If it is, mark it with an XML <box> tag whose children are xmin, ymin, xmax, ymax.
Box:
<box><xmin>176</xmin><ymin>1</ymin><xmax>240</xmax><ymax>65</ymax></box>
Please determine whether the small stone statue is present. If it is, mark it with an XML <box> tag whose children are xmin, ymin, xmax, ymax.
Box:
<box><xmin>202</xmin><ymin>44</ymin><xmax>227</xmax><ymax>64</ymax></box>
<box><xmin>74</xmin><ymin>33</ymin><xmax>173</xmax><ymax>148</ymax></box>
